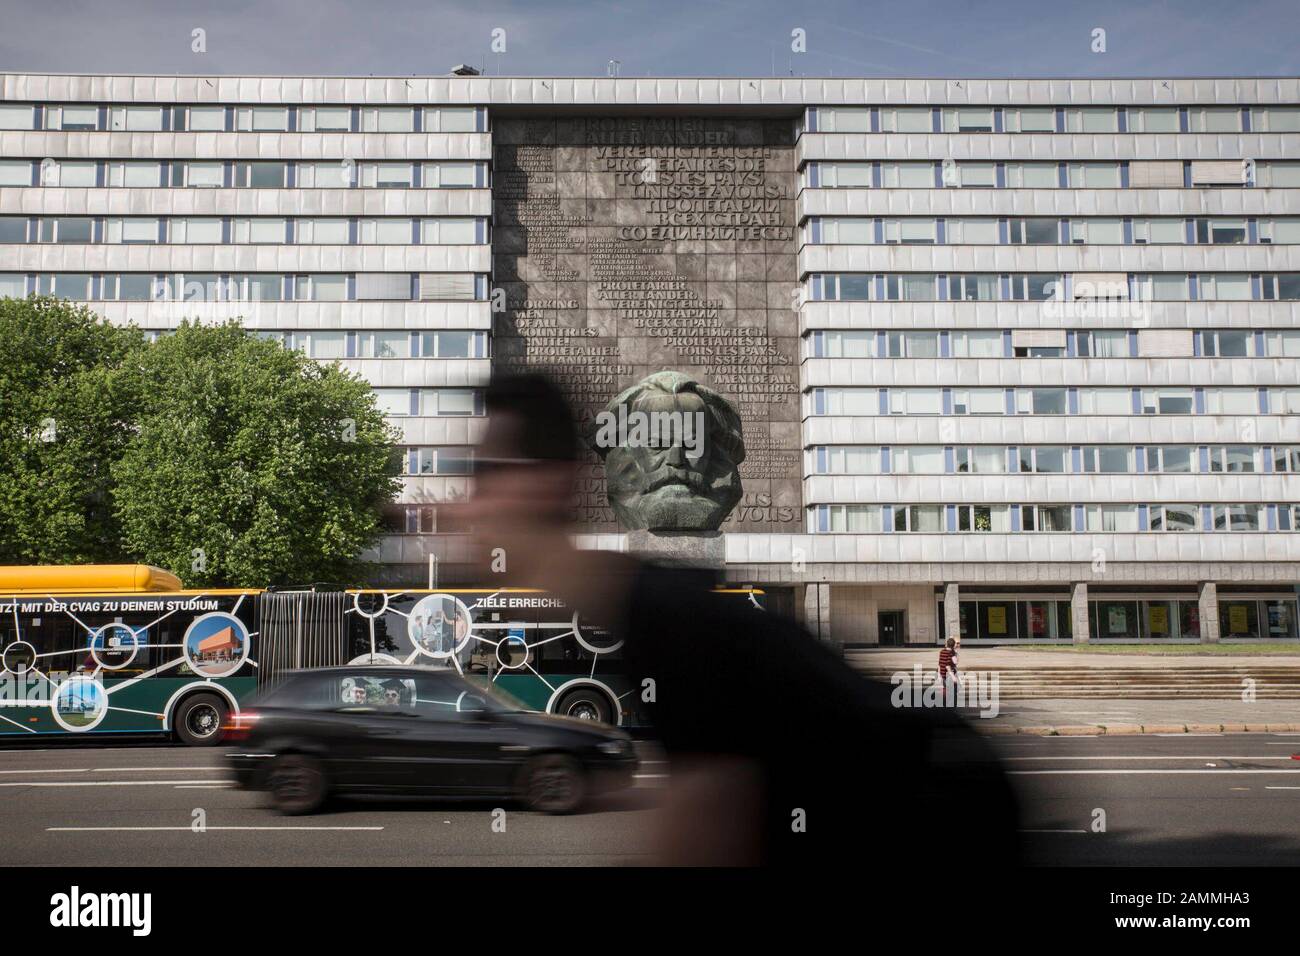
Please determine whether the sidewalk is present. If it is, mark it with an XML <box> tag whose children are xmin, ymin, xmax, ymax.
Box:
<box><xmin>966</xmin><ymin>698</ymin><xmax>1300</xmax><ymax>735</ymax></box>
<box><xmin>851</xmin><ymin>647</ymin><xmax>1300</xmax><ymax>669</ymax></box>
<box><xmin>851</xmin><ymin>647</ymin><xmax>1300</xmax><ymax>734</ymax></box>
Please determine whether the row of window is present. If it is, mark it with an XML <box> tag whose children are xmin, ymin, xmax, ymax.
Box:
<box><xmin>0</xmin><ymin>159</ymin><xmax>486</xmax><ymax>189</ymax></box>
<box><xmin>0</xmin><ymin>216</ymin><xmax>486</xmax><ymax>245</ymax></box>
<box><xmin>372</xmin><ymin>388</ymin><xmax>482</xmax><ymax>417</ymax></box>
<box><xmin>382</xmin><ymin>504</ymin><xmax>472</xmax><ymax>535</ymax></box>
<box><xmin>809</xmin><ymin>216</ymin><xmax>1300</xmax><ymax>245</ymax></box>
<box><xmin>812</xmin><ymin>444</ymin><xmax>1300</xmax><ymax>476</ymax></box>
<box><xmin>249</xmin><ymin>329</ymin><xmax>486</xmax><ymax>359</ymax></box>
<box><xmin>808</xmin><ymin>105</ymin><xmax>1300</xmax><ymax>135</ymax></box>
<box><xmin>403</xmin><ymin>446</ymin><xmax>473</xmax><ymax>475</ymax></box>
<box><xmin>942</xmin><ymin>597</ymin><xmax>1297</xmax><ymax>641</ymax></box>
<box><xmin>809</xmin><ymin>329</ymin><xmax>1300</xmax><ymax>359</ymax></box>
<box><xmin>0</xmin><ymin>272</ymin><xmax>487</xmax><ymax>302</ymax></box>
<box><xmin>811</xmin><ymin>502</ymin><xmax>1300</xmax><ymax>533</ymax></box>
<box><xmin>0</xmin><ymin>104</ymin><xmax>486</xmax><ymax>134</ymax></box>
<box><xmin>806</xmin><ymin>159</ymin><xmax>1296</xmax><ymax>189</ymax></box>
<box><xmin>809</xmin><ymin>273</ymin><xmax>1300</xmax><ymax>302</ymax></box>
<box><xmin>810</xmin><ymin>386</ymin><xmax>1300</xmax><ymax>416</ymax></box>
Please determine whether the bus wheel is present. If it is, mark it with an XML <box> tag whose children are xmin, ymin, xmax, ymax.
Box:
<box><xmin>267</xmin><ymin>754</ymin><xmax>327</xmax><ymax>815</ymax></box>
<box><xmin>522</xmin><ymin>754</ymin><xmax>586</xmax><ymax>814</ymax></box>
<box><xmin>173</xmin><ymin>693</ymin><xmax>229</xmax><ymax>746</ymax></box>
<box><xmin>555</xmin><ymin>687</ymin><xmax>614</xmax><ymax>724</ymax></box>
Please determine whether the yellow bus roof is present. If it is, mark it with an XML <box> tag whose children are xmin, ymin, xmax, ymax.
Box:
<box><xmin>0</xmin><ymin>564</ymin><xmax>185</xmax><ymax>594</ymax></box>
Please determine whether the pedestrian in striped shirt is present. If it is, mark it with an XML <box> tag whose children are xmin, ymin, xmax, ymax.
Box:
<box><xmin>938</xmin><ymin>637</ymin><xmax>959</xmax><ymax>705</ymax></box>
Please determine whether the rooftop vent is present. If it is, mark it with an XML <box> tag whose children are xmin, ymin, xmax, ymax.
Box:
<box><xmin>449</xmin><ymin>65</ymin><xmax>480</xmax><ymax>76</ymax></box>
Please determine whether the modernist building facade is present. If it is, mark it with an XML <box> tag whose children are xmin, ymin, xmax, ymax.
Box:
<box><xmin>2</xmin><ymin>72</ymin><xmax>1299</xmax><ymax>645</ymax></box>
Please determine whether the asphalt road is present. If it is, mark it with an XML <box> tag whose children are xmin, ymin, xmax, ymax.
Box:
<box><xmin>1002</xmin><ymin>732</ymin><xmax>1300</xmax><ymax>865</ymax></box>
<box><xmin>0</xmin><ymin>733</ymin><xmax>1298</xmax><ymax>866</ymax></box>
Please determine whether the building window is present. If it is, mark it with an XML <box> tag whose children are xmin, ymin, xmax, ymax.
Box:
<box><xmin>300</xmin><ymin>107</ymin><xmax>352</xmax><ymax>132</ymax></box>
<box><xmin>1211</xmin><ymin>505</ymin><xmax>1264</xmax><ymax>532</ymax></box>
<box><xmin>235</xmin><ymin>162</ymin><xmax>288</xmax><ymax>188</ymax></box>
<box><xmin>814</xmin><ymin>446</ymin><xmax>882</xmax><ymax>474</ymax></box>
<box><xmin>955</xmin><ymin>505</ymin><xmax>1011</xmax><ymax>532</ymax></box>
<box><xmin>296</xmin><ymin>218</ymin><xmax>349</xmax><ymax>244</ymax></box>
<box><xmin>185</xmin><ymin>106</ymin><xmax>227</xmax><ymax>131</ymax></box>
<box><xmin>954</xmin><ymin>447</ymin><xmax>1006</xmax><ymax>474</ymax></box>
<box><xmin>1208</xmin><ymin>446</ymin><xmax>1257</xmax><ymax>473</ymax></box>
<box><xmin>109</xmin><ymin>107</ymin><xmax>165</xmax><ymax>131</ymax></box>
<box><xmin>184</xmin><ymin>162</ymin><xmax>224</xmax><ymax>188</ymax></box>
<box><xmin>1200</xmin><ymin>329</ymin><xmax>1254</xmax><ymax>357</ymax></box>
<box><xmin>1015</xmin><ymin>388</ymin><xmax>1067</xmax><ymax>415</ymax></box>
<box><xmin>893</xmin><ymin>505</ymin><xmax>945</xmax><ymax>532</ymax></box>
<box><xmin>1084</xmin><ymin>505</ymin><xmax>1139</xmax><ymax>532</ymax></box>
<box><xmin>1003</xmin><ymin>108</ymin><xmax>1055</xmax><ymax>132</ymax></box>
<box><xmin>1141</xmin><ymin>389</ymin><xmax>1195</xmax><ymax>415</ymax></box>
<box><xmin>950</xmin><ymin>329</ymin><xmax>1002</xmax><ymax>356</ymax></box>
<box><xmin>891</xmin><ymin>446</ymin><xmax>945</xmax><ymax>474</ymax></box>
<box><xmin>1145</xmin><ymin>446</ymin><xmax>1195</xmax><ymax>474</ymax></box>
<box><xmin>0</xmin><ymin>217</ymin><xmax>28</xmax><ymax>243</ymax></box>
<box><xmin>235</xmin><ymin>107</ymin><xmax>289</xmax><ymax>131</ymax></box>
<box><xmin>1021</xmin><ymin>505</ymin><xmax>1073</xmax><ymax>532</ymax></box>
<box><xmin>951</xmin><ymin>389</ymin><xmax>1005</xmax><ymax>415</ymax></box>
<box><xmin>410</xmin><ymin>447</ymin><xmax>474</xmax><ymax>475</ymax></box>
<box><xmin>1149</xmin><ymin>505</ymin><xmax>1199</xmax><ymax>532</ymax></box>
<box><xmin>1009</xmin><ymin>218</ymin><xmax>1059</xmax><ymax>245</ymax></box>
<box><xmin>1018</xmin><ymin>446</ymin><xmax>1068</xmax><ymax>473</ymax></box>
<box><xmin>947</xmin><ymin>275</ymin><xmax>1000</xmax><ymax>301</ymax></box>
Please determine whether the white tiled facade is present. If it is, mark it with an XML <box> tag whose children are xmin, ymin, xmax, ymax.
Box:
<box><xmin>3</xmin><ymin>74</ymin><xmax>1299</xmax><ymax>644</ymax></box>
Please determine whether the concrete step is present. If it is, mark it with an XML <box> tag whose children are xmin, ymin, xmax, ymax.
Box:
<box><xmin>851</xmin><ymin>662</ymin><xmax>1300</xmax><ymax>698</ymax></box>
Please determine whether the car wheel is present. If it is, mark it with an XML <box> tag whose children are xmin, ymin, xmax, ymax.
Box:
<box><xmin>173</xmin><ymin>692</ymin><xmax>229</xmax><ymax>746</ymax></box>
<box><xmin>556</xmin><ymin>687</ymin><xmax>614</xmax><ymax>724</ymax></box>
<box><xmin>267</xmin><ymin>754</ymin><xmax>328</xmax><ymax>815</ymax></box>
<box><xmin>523</xmin><ymin>754</ymin><xmax>586</xmax><ymax>814</ymax></box>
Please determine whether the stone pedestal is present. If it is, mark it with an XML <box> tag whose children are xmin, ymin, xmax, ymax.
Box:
<box><xmin>626</xmin><ymin>530</ymin><xmax>725</xmax><ymax>568</ymax></box>
<box><xmin>1071</xmin><ymin>582</ymin><xmax>1090</xmax><ymax>643</ymax></box>
<box><xmin>1199</xmin><ymin>582</ymin><xmax>1220</xmax><ymax>643</ymax></box>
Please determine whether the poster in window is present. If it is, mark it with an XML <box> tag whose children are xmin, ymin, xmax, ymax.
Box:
<box><xmin>987</xmin><ymin>606</ymin><xmax>1007</xmax><ymax>635</ymax></box>
<box><xmin>1107</xmin><ymin>605</ymin><xmax>1127</xmax><ymax>634</ymax></box>
<box><xmin>1228</xmin><ymin>604</ymin><xmax>1249</xmax><ymax>634</ymax></box>
<box><xmin>1149</xmin><ymin>605</ymin><xmax>1169</xmax><ymax>634</ymax></box>
<box><xmin>1028</xmin><ymin>604</ymin><xmax>1045</xmax><ymax>636</ymax></box>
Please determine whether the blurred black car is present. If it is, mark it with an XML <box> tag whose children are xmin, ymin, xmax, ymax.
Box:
<box><xmin>225</xmin><ymin>666</ymin><xmax>637</xmax><ymax>814</ymax></box>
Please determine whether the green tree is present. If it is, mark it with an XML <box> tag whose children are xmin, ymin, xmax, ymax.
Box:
<box><xmin>0</xmin><ymin>296</ymin><xmax>144</xmax><ymax>563</ymax></box>
<box><xmin>110</xmin><ymin>321</ymin><xmax>401</xmax><ymax>587</ymax></box>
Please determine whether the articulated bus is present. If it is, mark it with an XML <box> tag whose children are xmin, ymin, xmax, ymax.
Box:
<box><xmin>0</xmin><ymin>565</ymin><xmax>763</xmax><ymax>745</ymax></box>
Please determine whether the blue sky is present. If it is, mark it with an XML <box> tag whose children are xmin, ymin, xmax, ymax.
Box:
<box><xmin>1</xmin><ymin>0</ymin><xmax>1297</xmax><ymax>77</ymax></box>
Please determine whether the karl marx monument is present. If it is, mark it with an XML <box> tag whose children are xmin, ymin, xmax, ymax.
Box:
<box><xmin>590</xmin><ymin>370</ymin><xmax>746</xmax><ymax>532</ymax></box>
<box><xmin>492</xmin><ymin>115</ymin><xmax>802</xmax><ymax>536</ymax></box>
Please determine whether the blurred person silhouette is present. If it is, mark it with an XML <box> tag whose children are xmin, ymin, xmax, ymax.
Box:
<box><xmin>461</xmin><ymin>372</ymin><xmax>1020</xmax><ymax>867</ymax></box>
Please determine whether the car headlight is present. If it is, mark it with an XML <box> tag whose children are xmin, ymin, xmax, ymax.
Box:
<box><xmin>597</xmin><ymin>739</ymin><xmax>629</xmax><ymax>756</ymax></box>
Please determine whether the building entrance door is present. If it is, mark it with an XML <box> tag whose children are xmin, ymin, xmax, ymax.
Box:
<box><xmin>878</xmin><ymin>610</ymin><xmax>905</xmax><ymax>646</ymax></box>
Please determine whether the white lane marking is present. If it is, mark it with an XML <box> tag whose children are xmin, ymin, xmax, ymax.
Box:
<box><xmin>633</xmin><ymin>773</ymin><xmax>668</xmax><ymax>780</ymax></box>
<box><xmin>1265</xmin><ymin>786</ymin><xmax>1300</xmax><ymax>790</ymax></box>
<box><xmin>46</xmin><ymin>826</ymin><xmax>384</xmax><ymax>832</ymax></box>
<box><xmin>0</xmin><ymin>766</ymin><xmax>221</xmax><ymax>775</ymax></box>
<box><xmin>1005</xmin><ymin>755</ymin><xmax>1297</xmax><ymax>761</ymax></box>
<box><xmin>174</xmin><ymin>784</ymin><xmax>232</xmax><ymax>789</ymax></box>
<box><xmin>1010</xmin><ymin>769</ymin><xmax>1300</xmax><ymax>776</ymax></box>
<box><xmin>1156</xmin><ymin>733</ymin><xmax>1222</xmax><ymax>737</ymax></box>
<box><xmin>0</xmin><ymin>779</ymin><xmax>221</xmax><ymax>787</ymax></box>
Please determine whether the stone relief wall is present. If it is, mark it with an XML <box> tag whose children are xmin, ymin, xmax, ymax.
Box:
<box><xmin>492</xmin><ymin>115</ymin><xmax>802</xmax><ymax>533</ymax></box>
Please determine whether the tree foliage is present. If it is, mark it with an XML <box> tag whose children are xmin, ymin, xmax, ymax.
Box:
<box><xmin>0</xmin><ymin>298</ymin><xmax>401</xmax><ymax>586</ymax></box>
<box><xmin>110</xmin><ymin>321</ymin><xmax>402</xmax><ymax>587</ymax></box>
<box><xmin>0</xmin><ymin>296</ymin><xmax>143</xmax><ymax>563</ymax></box>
